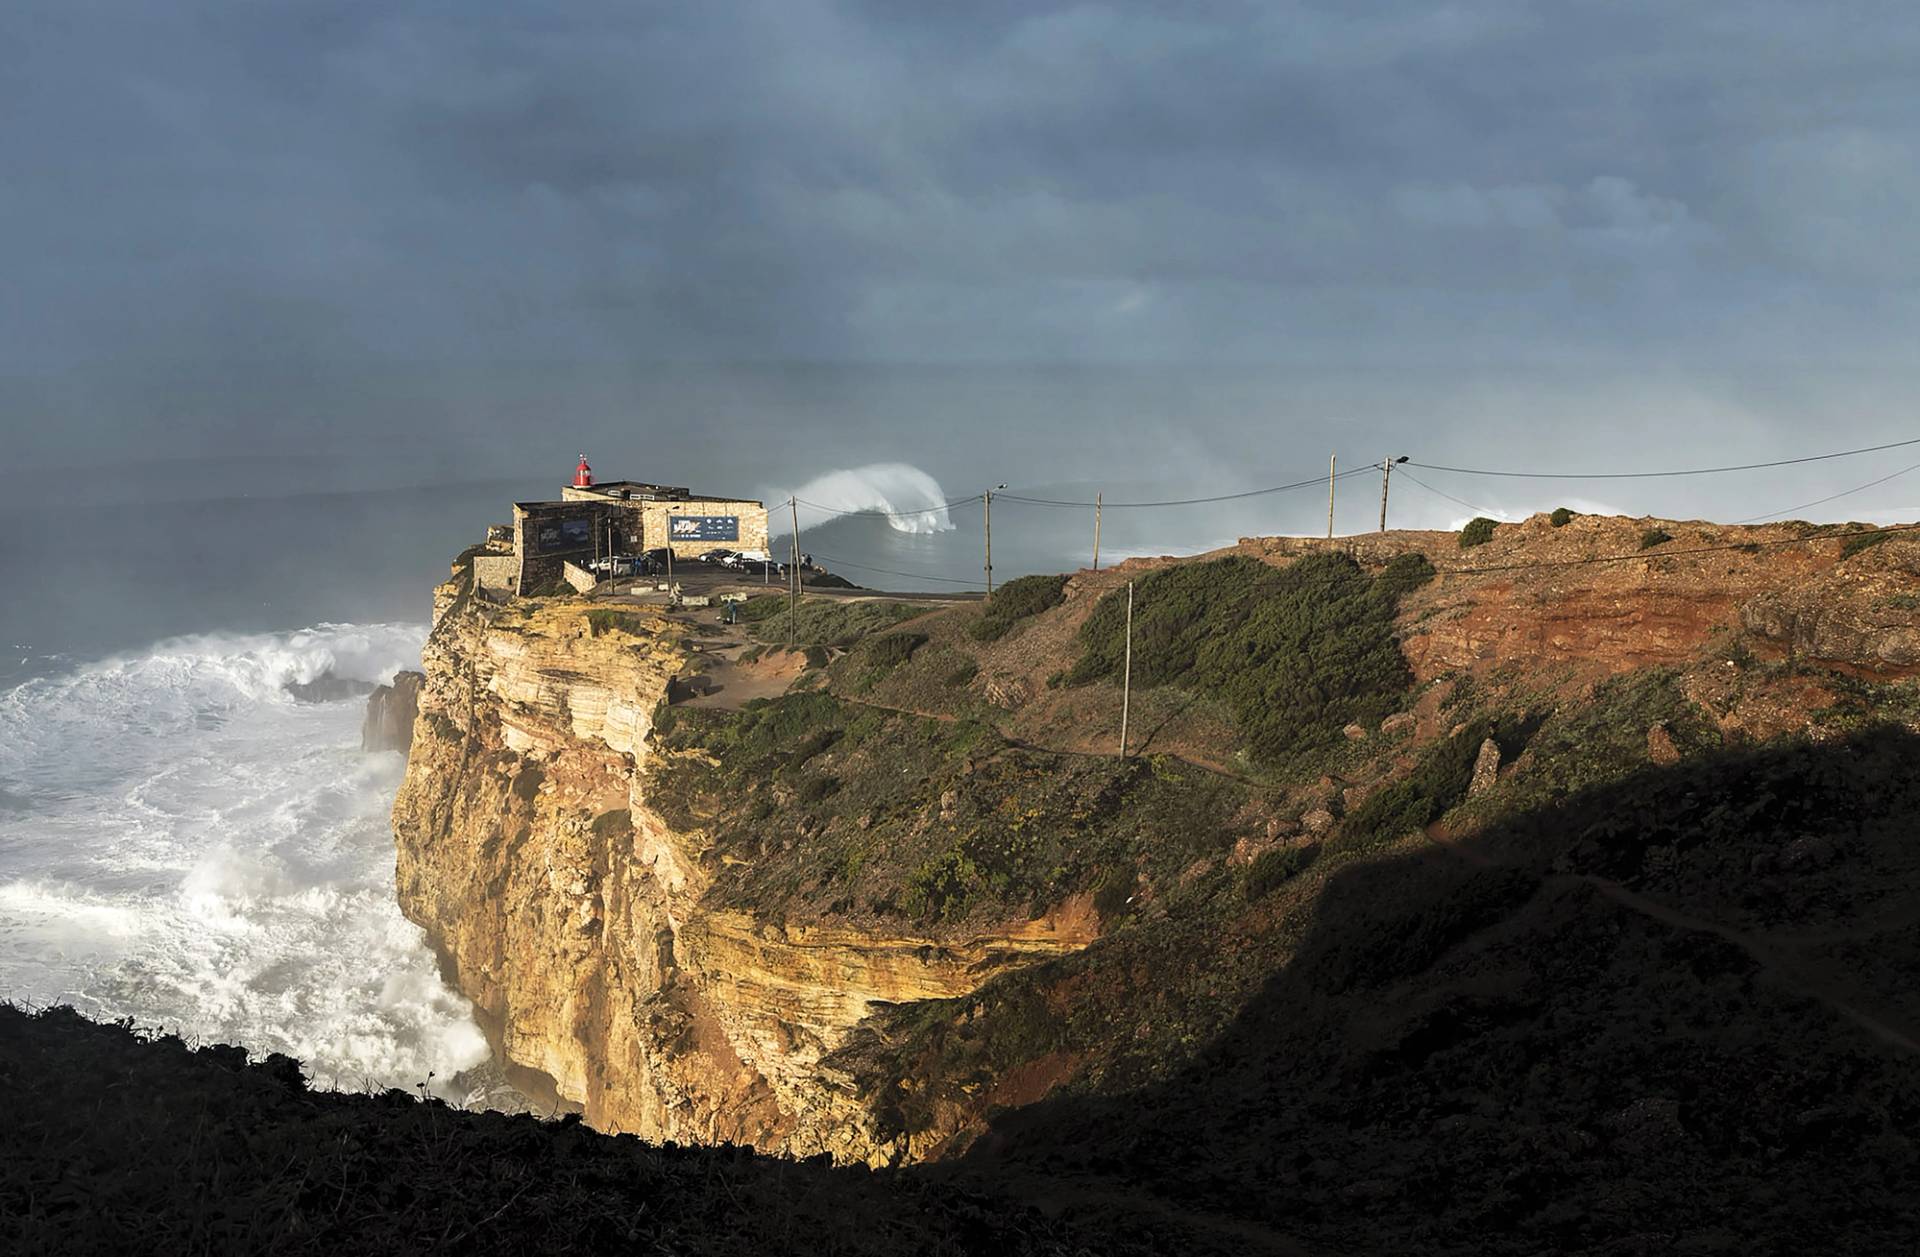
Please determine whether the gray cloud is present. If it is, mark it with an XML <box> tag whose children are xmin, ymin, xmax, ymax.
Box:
<box><xmin>2</xmin><ymin>0</ymin><xmax>1917</xmax><ymax>525</ymax></box>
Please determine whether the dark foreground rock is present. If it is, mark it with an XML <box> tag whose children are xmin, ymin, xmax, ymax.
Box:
<box><xmin>0</xmin><ymin>1004</ymin><xmax>1141</xmax><ymax>1257</ymax></box>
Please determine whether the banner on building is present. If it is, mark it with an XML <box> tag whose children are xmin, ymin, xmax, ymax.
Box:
<box><xmin>669</xmin><ymin>515</ymin><xmax>740</xmax><ymax>542</ymax></box>
<box><xmin>536</xmin><ymin>518</ymin><xmax>593</xmax><ymax>552</ymax></box>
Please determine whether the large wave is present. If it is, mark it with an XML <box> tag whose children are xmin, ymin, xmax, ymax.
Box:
<box><xmin>775</xmin><ymin>463</ymin><xmax>958</xmax><ymax>535</ymax></box>
<box><xmin>0</xmin><ymin>623</ymin><xmax>491</xmax><ymax>1098</ymax></box>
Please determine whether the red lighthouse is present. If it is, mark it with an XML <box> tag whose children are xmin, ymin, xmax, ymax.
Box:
<box><xmin>572</xmin><ymin>454</ymin><xmax>594</xmax><ymax>488</ymax></box>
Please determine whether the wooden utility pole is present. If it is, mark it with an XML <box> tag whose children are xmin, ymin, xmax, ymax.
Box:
<box><xmin>1119</xmin><ymin>580</ymin><xmax>1135</xmax><ymax>758</ymax></box>
<box><xmin>788</xmin><ymin>497</ymin><xmax>800</xmax><ymax>647</ymax></box>
<box><xmin>1327</xmin><ymin>453</ymin><xmax>1337</xmax><ymax>539</ymax></box>
<box><xmin>1379</xmin><ymin>458</ymin><xmax>1392</xmax><ymax>532</ymax></box>
<box><xmin>1092</xmin><ymin>491</ymin><xmax>1103</xmax><ymax>571</ymax></box>
<box><xmin>983</xmin><ymin>490</ymin><xmax>994</xmax><ymax>594</ymax></box>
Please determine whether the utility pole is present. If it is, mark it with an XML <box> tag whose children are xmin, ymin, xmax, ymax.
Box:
<box><xmin>983</xmin><ymin>491</ymin><xmax>994</xmax><ymax>595</ymax></box>
<box><xmin>982</xmin><ymin>484</ymin><xmax>1006</xmax><ymax>594</ymax></box>
<box><xmin>1327</xmin><ymin>453</ymin><xmax>1337</xmax><ymax>539</ymax></box>
<box><xmin>1379</xmin><ymin>455</ymin><xmax>1408</xmax><ymax>532</ymax></box>
<box><xmin>1092</xmin><ymin>491</ymin><xmax>1103</xmax><ymax>572</ymax></box>
<box><xmin>788</xmin><ymin>496</ymin><xmax>800</xmax><ymax>648</ymax></box>
<box><xmin>1119</xmin><ymin>580</ymin><xmax>1134</xmax><ymax>758</ymax></box>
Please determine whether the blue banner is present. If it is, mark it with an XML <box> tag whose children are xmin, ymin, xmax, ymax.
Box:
<box><xmin>668</xmin><ymin>515</ymin><xmax>740</xmax><ymax>542</ymax></box>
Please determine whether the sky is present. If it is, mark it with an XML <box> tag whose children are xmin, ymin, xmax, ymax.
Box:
<box><xmin>4</xmin><ymin>1</ymin><xmax>1919</xmax><ymax>525</ymax></box>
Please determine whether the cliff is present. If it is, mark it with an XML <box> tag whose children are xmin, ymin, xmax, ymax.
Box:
<box><xmin>392</xmin><ymin>513</ymin><xmax>1920</xmax><ymax>1248</ymax></box>
<box><xmin>391</xmin><ymin>595</ymin><xmax>1099</xmax><ymax>1163</ymax></box>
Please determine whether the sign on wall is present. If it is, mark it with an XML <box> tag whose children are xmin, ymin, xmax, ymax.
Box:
<box><xmin>669</xmin><ymin>515</ymin><xmax>740</xmax><ymax>542</ymax></box>
<box><xmin>536</xmin><ymin>517</ymin><xmax>593</xmax><ymax>552</ymax></box>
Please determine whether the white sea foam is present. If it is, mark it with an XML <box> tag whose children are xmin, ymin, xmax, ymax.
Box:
<box><xmin>0</xmin><ymin>623</ymin><xmax>489</xmax><ymax>1096</ymax></box>
<box><xmin>777</xmin><ymin>462</ymin><xmax>958</xmax><ymax>535</ymax></box>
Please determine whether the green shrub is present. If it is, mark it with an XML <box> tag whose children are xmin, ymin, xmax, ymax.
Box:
<box><xmin>1340</xmin><ymin>717</ymin><xmax>1512</xmax><ymax>850</ymax></box>
<box><xmin>867</xmin><ymin>632</ymin><xmax>927</xmax><ymax>668</ymax></box>
<box><xmin>1841</xmin><ymin>530</ymin><xmax>1891</xmax><ymax>559</ymax></box>
<box><xmin>944</xmin><ymin>660</ymin><xmax>980</xmax><ymax>687</ymax></box>
<box><xmin>1244</xmin><ymin>844</ymin><xmax>1313</xmax><ymax>898</ymax></box>
<box><xmin>1459</xmin><ymin>517</ymin><xmax>1498</xmax><ymax>548</ymax></box>
<box><xmin>969</xmin><ymin>574</ymin><xmax>1069</xmax><ymax>642</ymax></box>
<box><xmin>1639</xmin><ymin>528</ymin><xmax>1673</xmax><ymax>550</ymax></box>
<box><xmin>1067</xmin><ymin>553</ymin><xmax>1418</xmax><ymax>771</ymax></box>
<box><xmin>1373</xmin><ymin>552</ymin><xmax>1436</xmax><ymax>600</ymax></box>
<box><xmin>796</xmin><ymin>775</ymin><xmax>841</xmax><ymax>804</ymax></box>
<box><xmin>803</xmin><ymin>645</ymin><xmax>830</xmax><ymax>669</ymax></box>
<box><xmin>1550</xmin><ymin>507</ymin><xmax>1575</xmax><ymax>527</ymax></box>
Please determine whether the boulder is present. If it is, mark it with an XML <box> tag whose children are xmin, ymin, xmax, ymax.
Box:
<box><xmin>361</xmin><ymin>672</ymin><xmax>424</xmax><ymax>753</ymax></box>
<box><xmin>1342</xmin><ymin>722</ymin><xmax>1368</xmax><ymax>741</ymax></box>
<box><xmin>1468</xmin><ymin>738</ymin><xmax>1501</xmax><ymax>795</ymax></box>
<box><xmin>1647</xmin><ymin>722</ymin><xmax>1681</xmax><ymax>766</ymax></box>
<box><xmin>1301</xmin><ymin>807</ymin><xmax>1336</xmax><ymax>835</ymax></box>
<box><xmin>984</xmin><ymin>676</ymin><xmax>1033</xmax><ymax>710</ymax></box>
<box><xmin>1780</xmin><ymin>835</ymin><xmax>1836</xmax><ymax>870</ymax></box>
<box><xmin>1380</xmin><ymin>712</ymin><xmax>1416</xmax><ymax>736</ymax></box>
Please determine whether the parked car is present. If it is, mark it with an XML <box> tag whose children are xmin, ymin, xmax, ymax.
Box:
<box><xmin>698</xmin><ymin>548</ymin><xmax>740</xmax><ymax>566</ymax></box>
<box><xmin>637</xmin><ymin>548</ymin><xmax>672</xmax><ymax>576</ymax></box>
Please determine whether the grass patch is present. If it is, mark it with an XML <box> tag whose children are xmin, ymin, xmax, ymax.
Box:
<box><xmin>1065</xmin><ymin>552</ymin><xmax>1430</xmax><ymax>772</ymax></box>
<box><xmin>969</xmin><ymin>574</ymin><xmax>1069</xmax><ymax>642</ymax></box>
<box><xmin>585</xmin><ymin>609</ymin><xmax>650</xmax><ymax>637</ymax></box>
<box><xmin>944</xmin><ymin>660</ymin><xmax>980</xmax><ymax>687</ymax></box>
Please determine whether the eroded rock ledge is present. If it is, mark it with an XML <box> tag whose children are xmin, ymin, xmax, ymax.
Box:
<box><xmin>389</xmin><ymin>595</ymin><xmax>1090</xmax><ymax>1164</ymax></box>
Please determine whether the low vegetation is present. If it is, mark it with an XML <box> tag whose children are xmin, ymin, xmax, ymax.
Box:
<box><xmin>865</xmin><ymin>631</ymin><xmax>928</xmax><ymax>668</ymax></box>
<box><xmin>1458</xmin><ymin>516</ymin><xmax>1498</xmax><ymax>548</ymax></box>
<box><xmin>1065</xmin><ymin>552</ymin><xmax>1434</xmax><ymax>772</ymax></box>
<box><xmin>1550</xmin><ymin>506</ymin><xmax>1575</xmax><ymax>527</ymax></box>
<box><xmin>1639</xmin><ymin>527</ymin><xmax>1673</xmax><ymax>550</ymax></box>
<box><xmin>1841</xmin><ymin>529</ymin><xmax>1891</xmax><ymax>559</ymax></box>
<box><xmin>649</xmin><ymin>692</ymin><xmax>1266</xmax><ymax>927</ymax></box>
<box><xmin>969</xmin><ymin>574</ymin><xmax>1069</xmax><ymax>642</ymax></box>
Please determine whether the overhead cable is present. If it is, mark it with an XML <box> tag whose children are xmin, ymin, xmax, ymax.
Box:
<box><xmin>1409</xmin><ymin>436</ymin><xmax>1920</xmax><ymax>480</ymax></box>
<box><xmin>1732</xmin><ymin>460</ymin><xmax>1920</xmax><ymax>524</ymax></box>
<box><xmin>997</xmin><ymin>465</ymin><xmax>1376</xmax><ymax>509</ymax></box>
<box><xmin>800</xmin><ymin>550</ymin><xmax>980</xmax><ymax>587</ymax></box>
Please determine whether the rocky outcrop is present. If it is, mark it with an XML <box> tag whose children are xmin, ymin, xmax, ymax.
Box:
<box><xmin>390</xmin><ymin>598</ymin><xmax>1093</xmax><ymax>1165</ymax></box>
<box><xmin>362</xmin><ymin>671</ymin><xmax>423</xmax><ymax>753</ymax></box>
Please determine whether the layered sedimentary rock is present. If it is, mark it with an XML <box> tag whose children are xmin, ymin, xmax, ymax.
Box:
<box><xmin>390</xmin><ymin>597</ymin><xmax>1090</xmax><ymax>1164</ymax></box>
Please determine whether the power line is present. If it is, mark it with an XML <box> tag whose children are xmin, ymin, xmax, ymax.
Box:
<box><xmin>1397</xmin><ymin>470</ymin><xmax>1500</xmax><ymax>518</ymax></box>
<box><xmin>801</xmin><ymin>550</ymin><xmax>981</xmax><ymax>587</ymax></box>
<box><xmin>1441</xmin><ymin>522</ymin><xmax>1919</xmax><ymax>576</ymax></box>
<box><xmin>998</xmin><ymin>465</ymin><xmax>1377</xmax><ymax>509</ymax></box>
<box><xmin>1733</xmin><ymin>460</ymin><xmax>1920</xmax><ymax>524</ymax></box>
<box><xmin>1408</xmin><ymin>436</ymin><xmax>1920</xmax><ymax>480</ymax></box>
<box><xmin>791</xmin><ymin>493</ymin><xmax>984</xmax><ymax>521</ymax></box>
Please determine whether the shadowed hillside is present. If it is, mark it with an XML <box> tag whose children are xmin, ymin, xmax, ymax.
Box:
<box><xmin>952</xmin><ymin>727</ymin><xmax>1920</xmax><ymax>1253</ymax></box>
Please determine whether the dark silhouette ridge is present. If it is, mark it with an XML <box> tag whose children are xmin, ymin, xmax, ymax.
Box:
<box><xmin>954</xmin><ymin>726</ymin><xmax>1920</xmax><ymax>1254</ymax></box>
<box><xmin>0</xmin><ymin>1005</ymin><xmax>1128</xmax><ymax>1256</ymax></box>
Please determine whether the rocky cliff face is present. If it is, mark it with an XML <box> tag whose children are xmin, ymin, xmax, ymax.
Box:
<box><xmin>390</xmin><ymin>596</ymin><xmax>1094</xmax><ymax>1164</ymax></box>
<box><xmin>393</xmin><ymin>516</ymin><xmax>1920</xmax><ymax>1174</ymax></box>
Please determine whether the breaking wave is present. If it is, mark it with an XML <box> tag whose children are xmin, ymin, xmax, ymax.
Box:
<box><xmin>0</xmin><ymin>623</ymin><xmax>490</xmax><ymax>1097</ymax></box>
<box><xmin>778</xmin><ymin>463</ymin><xmax>958</xmax><ymax>535</ymax></box>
